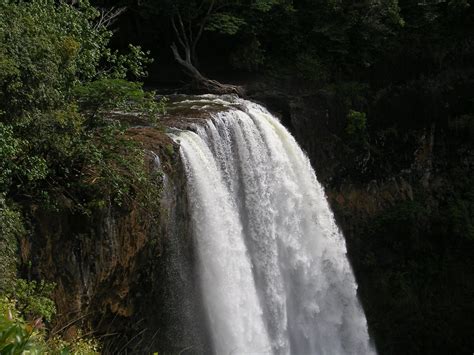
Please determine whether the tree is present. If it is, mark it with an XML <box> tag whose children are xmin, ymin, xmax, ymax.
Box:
<box><xmin>169</xmin><ymin>0</ymin><xmax>242</xmax><ymax>93</ymax></box>
<box><xmin>140</xmin><ymin>0</ymin><xmax>288</xmax><ymax>94</ymax></box>
<box><xmin>0</xmin><ymin>0</ymin><xmax>160</xmax><ymax>209</ymax></box>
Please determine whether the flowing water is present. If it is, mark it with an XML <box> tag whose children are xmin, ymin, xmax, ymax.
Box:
<box><xmin>169</xmin><ymin>95</ymin><xmax>375</xmax><ymax>355</ymax></box>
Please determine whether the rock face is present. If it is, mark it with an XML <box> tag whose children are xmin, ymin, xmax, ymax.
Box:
<box><xmin>21</xmin><ymin>127</ymin><xmax>207</xmax><ymax>354</ymax></box>
<box><xmin>22</xmin><ymin>92</ymin><xmax>473</xmax><ymax>354</ymax></box>
<box><xmin>248</xmin><ymin>83</ymin><xmax>474</xmax><ymax>355</ymax></box>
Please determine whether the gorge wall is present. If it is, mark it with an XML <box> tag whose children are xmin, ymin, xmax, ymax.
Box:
<box><xmin>249</xmin><ymin>82</ymin><xmax>474</xmax><ymax>355</ymax></box>
<box><xmin>22</xmin><ymin>90</ymin><xmax>473</xmax><ymax>354</ymax></box>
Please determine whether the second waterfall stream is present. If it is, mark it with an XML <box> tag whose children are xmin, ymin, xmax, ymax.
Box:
<box><xmin>169</xmin><ymin>95</ymin><xmax>375</xmax><ymax>355</ymax></box>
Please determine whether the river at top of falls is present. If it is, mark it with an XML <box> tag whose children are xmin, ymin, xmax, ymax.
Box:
<box><xmin>168</xmin><ymin>95</ymin><xmax>376</xmax><ymax>355</ymax></box>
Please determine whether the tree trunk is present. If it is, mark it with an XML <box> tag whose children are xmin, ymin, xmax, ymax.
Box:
<box><xmin>171</xmin><ymin>43</ymin><xmax>244</xmax><ymax>96</ymax></box>
<box><xmin>169</xmin><ymin>6</ymin><xmax>244</xmax><ymax>96</ymax></box>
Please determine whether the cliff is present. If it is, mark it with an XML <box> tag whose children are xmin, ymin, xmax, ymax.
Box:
<box><xmin>249</xmin><ymin>81</ymin><xmax>474</xmax><ymax>355</ymax></box>
<box><xmin>19</xmin><ymin>126</ymin><xmax>207</xmax><ymax>353</ymax></box>
<box><xmin>21</xmin><ymin>91</ymin><xmax>473</xmax><ymax>354</ymax></box>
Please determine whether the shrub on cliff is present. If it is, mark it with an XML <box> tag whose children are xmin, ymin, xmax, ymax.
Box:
<box><xmin>0</xmin><ymin>0</ymin><xmax>162</xmax><ymax>207</ymax></box>
<box><xmin>0</xmin><ymin>0</ymin><xmax>163</xmax><ymax>351</ymax></box>
<box><xmin>0</xmin><ymin>296</ymin><xmax>100</xmax><ymax>354</ymax></box>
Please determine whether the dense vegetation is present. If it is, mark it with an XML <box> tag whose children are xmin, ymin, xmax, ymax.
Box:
<box><xmin>0</xmin><ymin>0</ymin><xmax>473</xmax><ymax>353</ymax></box>
<box><xmin>0</xmin><ymin>0</ymin><xmax>163</xmax><ymax>352</ymax></box>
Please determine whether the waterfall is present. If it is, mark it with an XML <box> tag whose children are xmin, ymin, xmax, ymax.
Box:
<box><xmin>169</xmin><ymin>95</ymin><xmax>375</xmax><ymax>355</ymax></box>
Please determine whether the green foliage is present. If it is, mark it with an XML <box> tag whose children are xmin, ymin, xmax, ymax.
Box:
<box><xmin>164</xmin><ymin>143</ymin><xmax>175</xmax><ymax>157</ymax></box>
<box><xmin>13</xmin><ymin>280</ymin><xmax>56</xmax><ymax>323</ymax></box>
<box><xmin>206</xmin><ymin>13</ymin><xmax>246</xmax><ymax>35</ymax></box>
<box><xmin>47</xmin><ymin>333</ymin><xmax>100</xmax><ymax>355</ymax></box>
<box><xmin>0</xmin><ymin>312</ymin><xmax>43</xmax><ymax>355</ymax></box>
<box><xmin>0</xmin><ymin>197</ymin><xmax>23</xmax><ymax>293</ymax></box>
<box><xmin>342</xmin><ymin>109</ymin><xmax>371</xmax><ymax>172</ymax></box>
<box><xmin>0</xmin><ymin>1</ymin><xmax>162</xmax><ymax>351</ymax></box>
<box><xmin>0</xmin><ymin>0</ymin><xmax>152</xmax><ymax>117</ymax></box>
<box><xmin>0</xmin><ymin>125</ymin><xmax>21</xmax><ymax>192</ymax></box>
<box><xmin>252</xmin><ymin>0</ymin><xmax>282</xmax><ymax>12</ymax></box>
<box><xmin>0</xmin><ymin>0</ymin><xmax>145</xmax><ymax>116</ymax></box>
<box><xmin>243</xmin><ymin>0</ymin><xmax>404</xmax><ymax>78</ymax></box>
<box><xmin>80</xmin><ymin>127</ymin><xmax>161</xmax><ymax>210</ymax></box>
<box><xmin>0</xmin><ymin>0</ymin><xmax>163</xmax><ymax>207</ymax></box>
<box><xmin>0</xmin><ymin>297</ymin><xmax>100</xmax><ymax>354</ymax></box>
<box><xmin>103</xmin><ymin>44</ymin><xmax>153</xmax><ymax>80</ymax></box>
<box><xmin>74</xmin><ymin>79</ymin><xmax>162</xmax><ymax>122</ymax></box>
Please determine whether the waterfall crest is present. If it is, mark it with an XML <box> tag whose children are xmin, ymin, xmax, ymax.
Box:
<box><xmin>170</xmin><ymin>95</ymin><xmax>375</xmax><ymax>355</ymax></box>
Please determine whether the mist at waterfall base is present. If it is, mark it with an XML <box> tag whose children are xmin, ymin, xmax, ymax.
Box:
<box><xmin>169</xmin><ymin>96</ymin><xmax>375</xmax><ymax>355</ymax></box>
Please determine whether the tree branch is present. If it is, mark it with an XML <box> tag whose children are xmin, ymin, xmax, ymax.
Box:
<box><xmin>176</xmin><ymin>11</ymin><xmax>190</xmax><ymax>48</ymax></box>
<box><xmin>192</xmin><ymin>0</ymin><xmax>215</xmax><ymax>58</ymax></box>
<box><xmin>171</xmin><ymin>17</ymin><xmax>187</xmax><ymax>52</ymax></box>
<box><xmin>94</xmin><ymin>7</ymin><xmax>126</xmax><ymax>30</ymax></box>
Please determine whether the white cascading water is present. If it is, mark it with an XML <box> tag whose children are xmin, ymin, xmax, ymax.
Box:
<box><xmin>169</xmin><ymin>95</ymin><xmax>375</xmax><ymax>355</ymax></box>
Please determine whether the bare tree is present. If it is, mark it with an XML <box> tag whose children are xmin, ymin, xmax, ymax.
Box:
<box><xmin>170</xmin><ymin>0</ymin><xmax>244</xmax><ymax>95</ymax></box>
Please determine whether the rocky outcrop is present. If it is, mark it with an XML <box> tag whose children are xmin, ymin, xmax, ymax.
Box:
<box><xmin>20</xmin><ymin>127</ymin><xmax>207</xmax><ymax>354</ymax></box>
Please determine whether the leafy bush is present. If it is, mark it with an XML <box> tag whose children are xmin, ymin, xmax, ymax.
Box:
<box><xmin>13</xmin><ymin>280</ymin><xmax>56</xmax><ymax>323</ymax></box>
<box><xmin>0</xmin><ymin>0</ymin><xmax>151</xmax><ymax>115</ymax></box>
<box><xmin>0</xmin><ymin>297</ymin><xmax>100</xmax><ymax>354</ymax></box>
<box><xmin>74</xmin><ymin>79</ymin><xmax>164</xmax><ymax>123</ymax></box>
<box><xmin>0</xmin><ymin>1</ymin><xmax>164</xmax><ymax>352</ymax></box>
<box><xmin>0</xmin><ymin>0</ymin><xmax>163</xmax><ymax>206</ymax></box>
<box><xmin>0</xmin><ymin>312</ymin><xmax>43</xmax><ymax>355</ymax></box>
